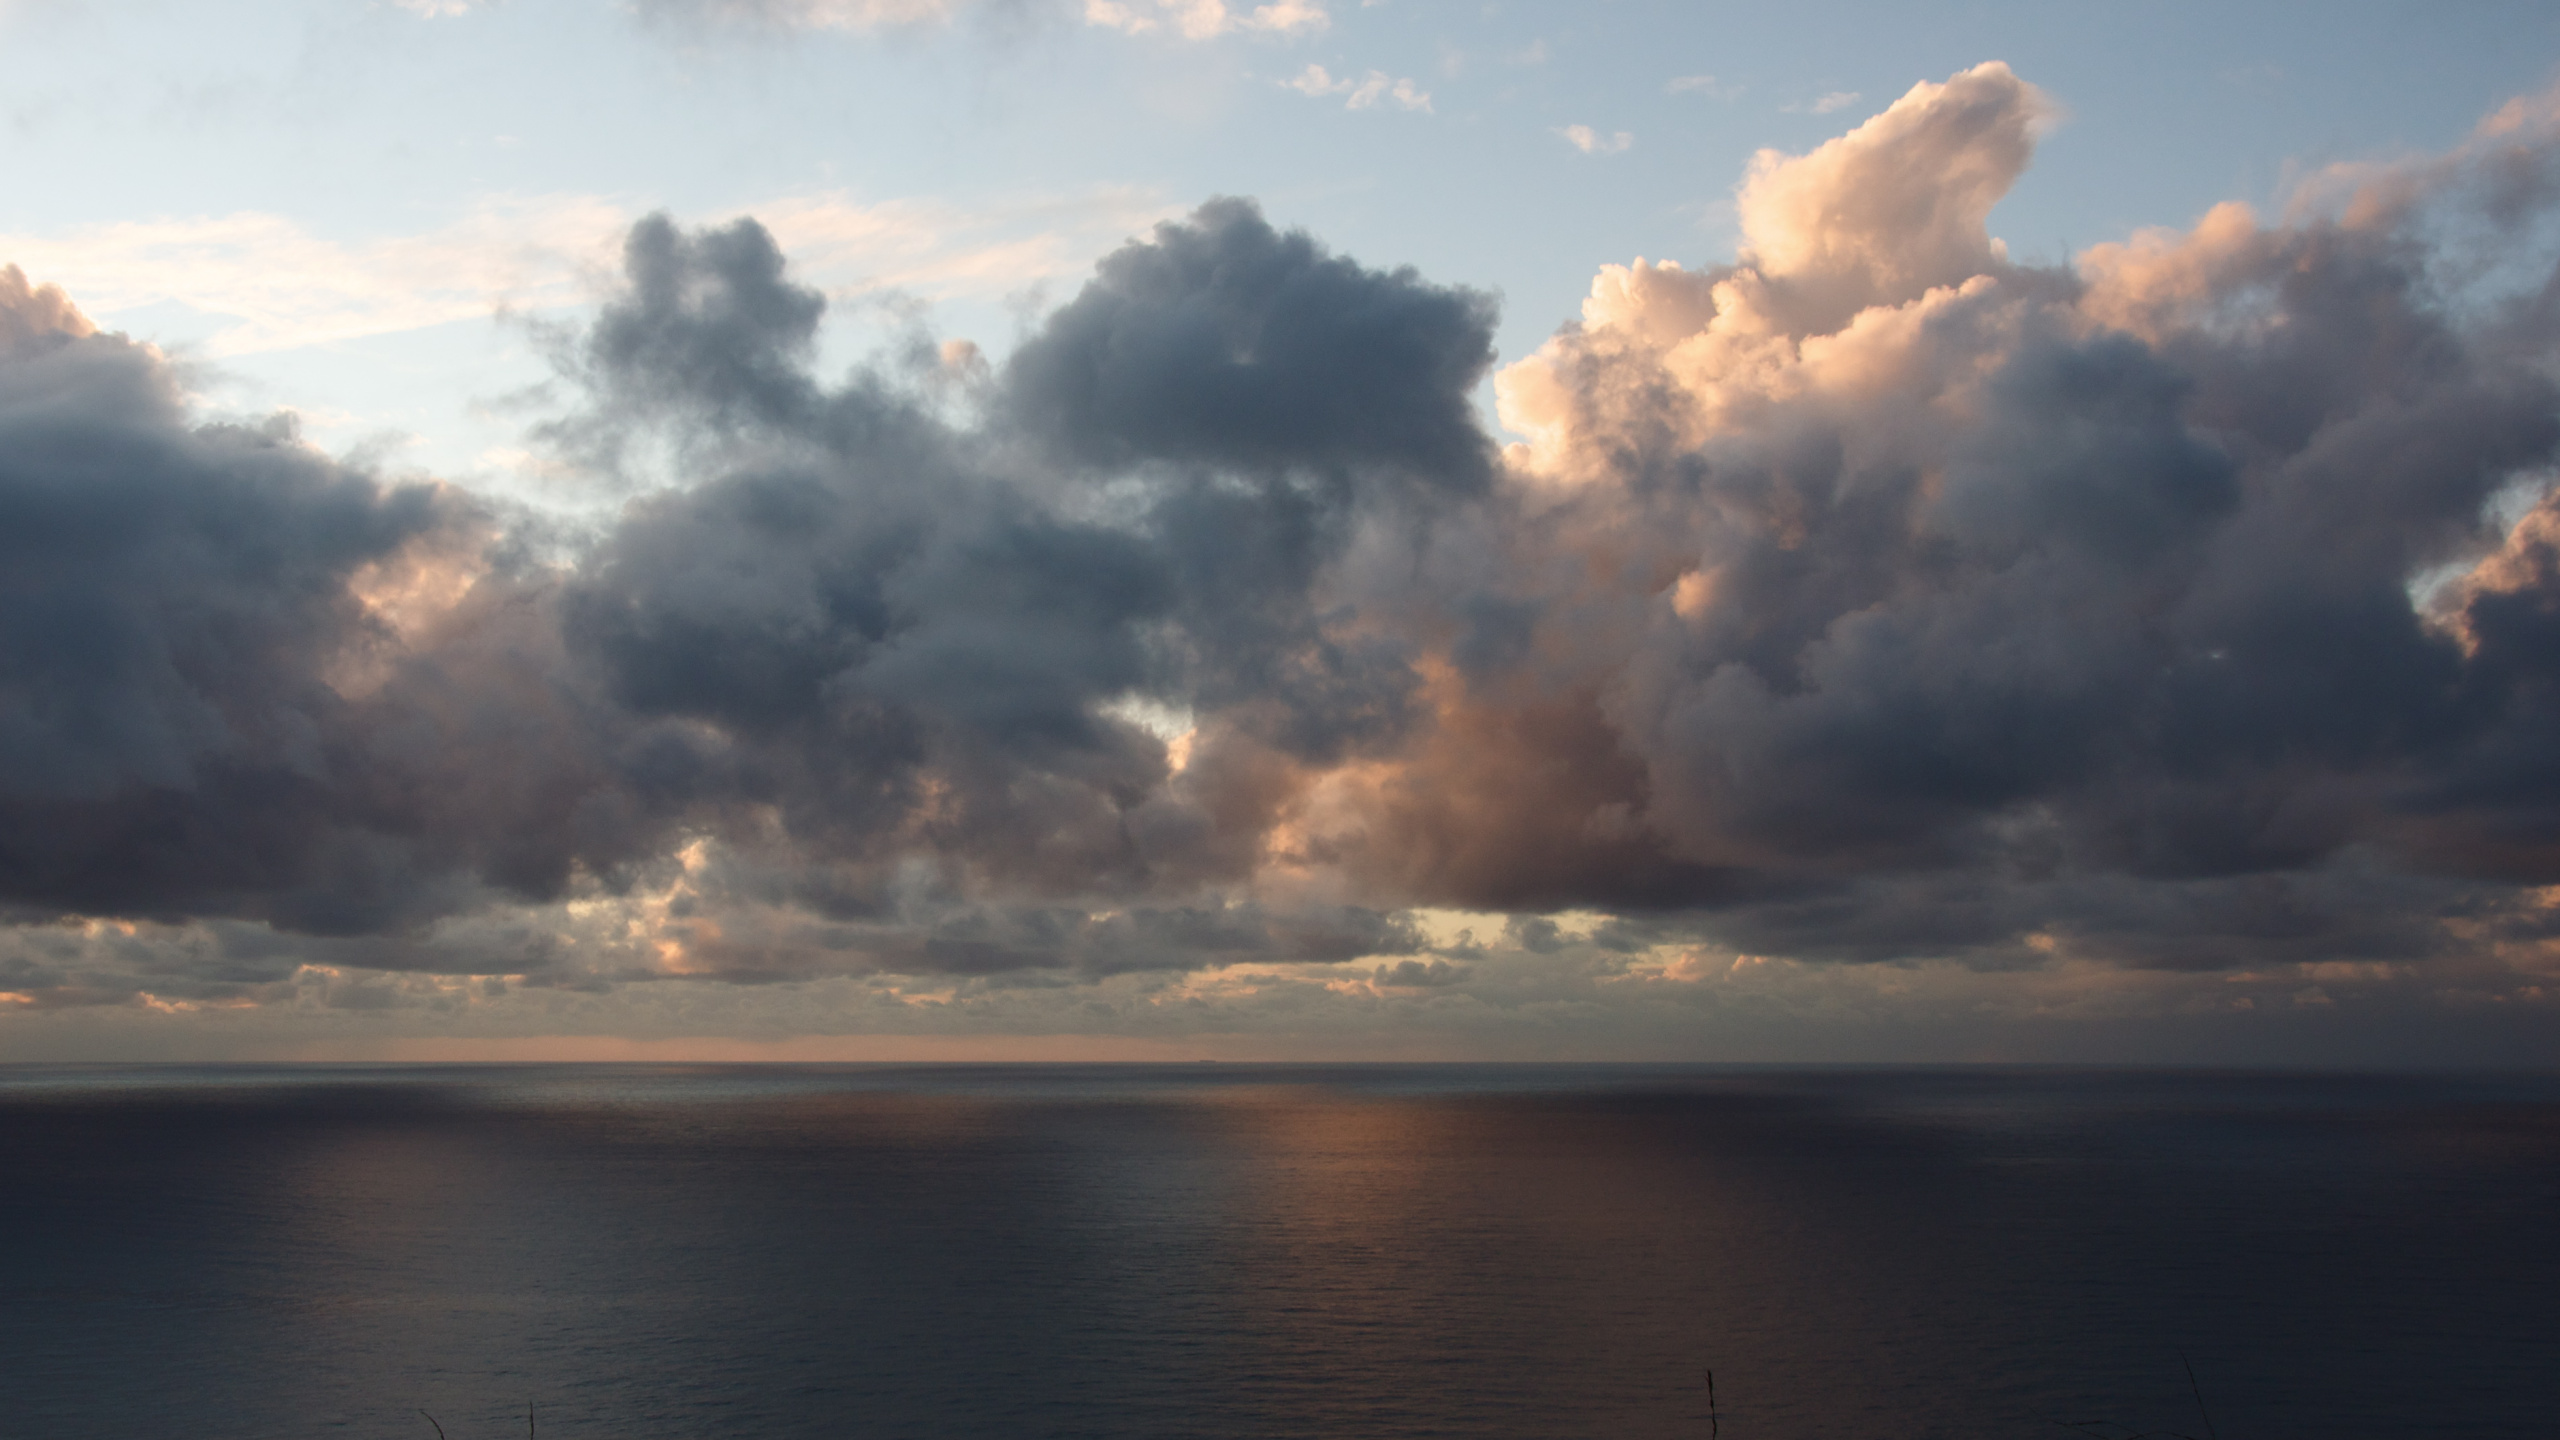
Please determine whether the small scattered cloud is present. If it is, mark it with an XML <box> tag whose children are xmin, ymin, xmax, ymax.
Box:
<box><xmin>635</xmin><ymin>0</ymin><xmax>1325</xmax><ymax>39</ymax></box>
<box><xmin>1559</xmin><ymin>124</ymin><xmax>1632</xmax><ymax>155</ymax></box>
<box><xmin>1284</xmin><ymin>63</ymin><xmax>1431</xmax><ymax>112</ymax></box>
<box><xmin>1666</xmin><ymin>73</ymin><xmax>1740</xmax><ymax>100</ymax></box>
<box><xmin>1349</xmin><ymin>72</ymin><xmax>1431</xmax><ymax>111</ymax></box>
<box><xmin>638</xmin><ymin>0</ymin><xmax>966</xmax><ymax>29</ymax></box>
<box><xmin>1784</xmin><ymin>90</ymin><xmax>1862</xmax><ymax>115</ymax></box>
<box><xmin>1083</xmin><ymin>0</ymin><xmax>1326</xmax><ymax>38</ymax></box>
<box><xmin>391</xmin><ymin>0</ymin><xmax>478</xmax><ymax>13</ymax></box>
<box><xmin>1283</xmin><ymin>62</ymin><xmax>1343</xmax><ymax>96</ymax></box>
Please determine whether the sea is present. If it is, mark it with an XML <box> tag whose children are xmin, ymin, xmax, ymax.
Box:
<box><xmin>2</xmin><ymin>1064</ymin><xmax>2554</xmax><ymax>1439</ymax></box>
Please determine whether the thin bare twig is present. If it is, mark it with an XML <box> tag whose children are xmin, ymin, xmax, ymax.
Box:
<box><xmin>419</xmin><ymin>1411</ymin><xmax>447</xmax><ymax>1440</ymax></box>
<box><xmin>2044</xmin><ymin>1418</ymin><xmax>2203</xmax><ymax>1440</ymax></box>
<box><xmin>2180</xmin><ymin>1353</ymin><xmax>2219</xmax><ymax>1440</ymax></box>
<box><xmin>1707</xmin><ymin>1367</ymin><xmax>1718</xmax><ymax>1439</ymax></box>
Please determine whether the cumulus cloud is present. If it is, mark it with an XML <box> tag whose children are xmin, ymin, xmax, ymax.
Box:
<box><xmin>1560</xmin><ymin>125</ymin><xmax>1632</xmax><ymax>155</ymax></box>
<box><xmin>1482</xmin><ymin>60</ymin><xmax>2560</xmax><ymax>963</ymax></box>
<box><xmin>9</xmin><ymin>61</ymin><xmax>2560</xmax><ymax>1057</ymax></box>
<box><xmin>1284</xmin><ymin>63</ymin><xmax>1430</xmax><ymax>112</ymax></box>
<box><xmin>0</xmin><ymin>197</ymin><xmax>1499</xmax><ymax>1003</ymax></box>
<box><xmin>0</xmin><ymin>264</ymin><xmax>513</xmax><ymax>933</ymax></box>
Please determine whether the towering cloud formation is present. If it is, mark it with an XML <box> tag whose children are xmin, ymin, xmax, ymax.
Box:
<box><xmin>1485</xmin><ymin>62</ymin><xmax>2560</xmax><ymax>967</ymax></box>
<box><xmin>7</xmin><ymin>63</ymin><xmax>2560</xmax><ymax>1019</ymax></box>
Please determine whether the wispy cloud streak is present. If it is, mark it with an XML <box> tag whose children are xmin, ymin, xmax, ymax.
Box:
<box><xmin>0</xmin><ymin>188</ymin><xmax>1171</xmax><ymax>356</ymax></box>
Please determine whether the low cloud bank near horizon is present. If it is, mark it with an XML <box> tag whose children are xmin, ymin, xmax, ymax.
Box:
<box><xmin>8</xmin><ymin>62</ymin><xmax>2560</xmax><ymax>1058</ymax></box>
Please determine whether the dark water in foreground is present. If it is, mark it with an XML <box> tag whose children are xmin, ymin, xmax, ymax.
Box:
<box><xmin>2</xmin><ymin>1066</ymin><xmax>2555</xmax><ymax>1439</ymax></box>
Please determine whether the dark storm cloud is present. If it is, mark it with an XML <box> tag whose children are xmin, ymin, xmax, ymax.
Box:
<box><xmin>0</xmin><ymin>196</ymin><xmax>1499</xmax><ymax>985</ymax></box>
<box><xmin>11</xmin><ymin>65</ymin><xmax>2560</xmax><ymax>1006</ymax></box>
<box><xmin>0</xmin><ymin>264</ymin><xmax>685</xmax><ymax>946</ymax></box>
<box><xmin>549</xmin><ymin>199</ymin><xmax>1500</xmax><ymax>923</ymax></box>
<box><xmin>1004</xmin><ymin>195</ymin><xmax>1498</xmax><ymax>490</ymax></box>
<box><xmin>999</xmin><ymin>197</ymin><xmax>1498</xmax><ymax>760</ymax></box>
<box><xmin>0</xmin><ymin>264</ymin><xmax>481</xmax><ymax>933</ymax></box>
<box><xmin>547</xmin><ymin>215</ymin><xmax>828</xmax><ymax>450</ymax></box>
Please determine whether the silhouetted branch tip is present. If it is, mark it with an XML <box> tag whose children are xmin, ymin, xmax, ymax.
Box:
<box><xmin>2180</xmin><ymin>1352</ymin><xmax>2219</xmax><ymax>1440</ymax></box>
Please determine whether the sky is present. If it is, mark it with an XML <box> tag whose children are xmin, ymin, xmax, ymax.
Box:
<box><xmin>6</xmin><ymin>1</ymin><xmax>2560</xmax><ymax>1064</ymax></box>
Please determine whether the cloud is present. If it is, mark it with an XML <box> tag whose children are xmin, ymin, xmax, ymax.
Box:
<box><xmin>1283</xmin><ymin>62</ymin><xmax>1348</xmax><ymax>96</ymax></box>
<box><xmin>1084</xmin><ymin>0</ymin><xmax>1327</xmax><ymax>38</ymax></box>
<box><xmin>1786</xmin><ymin>90</ymin><xmax>1862</xmax><ymax>115</ymax></box>
<box><xmin>0</xmin><ymin>264</ymin><xmax>501</xmax><ymax>933</ymax></box>
<box><xmin>1727</xmin><ymin>62</ymin><xmax>2053</xmax><ymax>328</ymax></box>
<box><xmin>1001</xmin><ymin>195</ymin><xmax>1495</xmax><ymax>484</ymax></box>
<box><xmin>635</xmin><ymin>0</ymin><xmax>1327</xmax><ymax>38</ymax></box>
<box><xmin>10</xmin><ymin>62</ymin><xmax>2560</xmax><ymax>1062</ymax></box>
<box><xmin>1482</xmin><ymin>61</ymin><xmax>2560</xmax><ymax>954</ymax></box>
<box><xmin>1560</xmin><ymin>125</ymin><xmax>1633</xmax><ymax>155</ymax></box>
<box><xmin>1666</xmin><ymin>74</ymin><xmax>1739</xmax><ymax>100</ymax></box>
<box><xmin>0</xmin><ymin>198</ymin><xmax>627</xmax><ymax>356</ymax></box>
<box><xmin>1284</xmin><ymin>63</ymin><xmax>1430</xmax><ymax>111</ymax></box>
<box><xmin>1348</xmin><ymin>72</ymin><xmax>1430</xmax><ymax>111</ymax></box>
<box><xmin>630</xmin><ymin>0</ymin><xmax>976</xmax><ymax>31</ymax></box>
<box><xmin>0</xmin><ymin>188</ymin><xmax>1170</xmax><ymax>357</ymax></box>
<box><xmin>0</xmin><ymin>196</ymin><xmax>1495</xmax><ymax>990</ymax></box>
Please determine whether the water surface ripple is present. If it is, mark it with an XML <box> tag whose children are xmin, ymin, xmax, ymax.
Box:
<box><xmin>3</xmin><ymin>1064</ymin><xmax>2553</xmax><ymax>1438</ymax></box>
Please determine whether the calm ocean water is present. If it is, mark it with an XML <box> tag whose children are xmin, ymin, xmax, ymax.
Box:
<box><xmin>2</xmin><ymin>1065</ymin><xmax>2554</xmax><ymax>1439</ymax></box>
